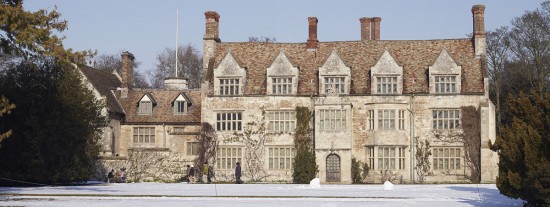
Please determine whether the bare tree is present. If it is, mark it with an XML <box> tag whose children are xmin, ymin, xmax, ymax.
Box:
<box><xmin>486</xmin><ymin>26</ymin><xmax>510</xmax><ymax>129</ymax></box>
<box><xmin>248</xmin><ymin>36</ymin><xmax>277</xmax><ymax>43</ymax></box>
<box><xmin>93</xmin><ymin>53</ymin><xmax>149</xmax><ymax>88</ymax></box>
<box><xmin>507</xmin><ymin>8</ymin><xmax>550</xmax><ymax>96</ymax></box>
<box><xmin>196</xmin><ymin>123</ymin><xmax>218</xmax><ymax>181</ymax></box>
<box><xmin>150</xmin><ymin>44</ymin><xmax>202</xmax><ymax>89</ymax></box>
<box><xmin>414</xmin><ymin>136</ymin><xmax>431</xmax><ymax>183</ymax></box>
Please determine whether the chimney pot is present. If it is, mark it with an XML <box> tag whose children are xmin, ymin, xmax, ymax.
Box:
<box><xmin>371</xmin><ymin>17</ymin><xmax>382</xmax><ymax>40</ymax></box>
<box><xmin>307</xmin><ymin>17</ymin><xmax>319</xmax><ymax>50</ymax></box>
<box><xmin>360</xmin><ymin>17</ymin><xmax>371</xmax><ymax>41</ymax></box>
<box><xmin>204</xmin><ymin>11</ymin><xmax>220</xmax><ymax>42</ymax></box>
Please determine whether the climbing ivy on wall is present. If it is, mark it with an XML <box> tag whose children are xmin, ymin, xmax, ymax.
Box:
<box><xmin>292</xmin><ymin>106</ymin><xmax>318</xmax><ymax>183</ymax></box>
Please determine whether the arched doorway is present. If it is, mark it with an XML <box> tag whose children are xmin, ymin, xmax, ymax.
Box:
<box><xmin>326</xmin><ymin>154</ymin><xmax>341</xmax><ymax>182</ymax></box>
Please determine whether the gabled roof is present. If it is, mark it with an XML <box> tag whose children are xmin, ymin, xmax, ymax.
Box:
<box><xmin>78</xmin><ymin>65</ymin><xmax>124</xmax><ymax>114</ymax></box>
<box><xmin>207</xmin><ymin>39</ymin><xmax>483</xmax><ymax>95</ymax></box>
<box><xmin>137</xmin><ymin>93</ymin><xmax>157</xmax><ymax>106</ymax></box>
<box><xmin>171</xmin><ymin>92</ymin><xmax>193</xmax><ymax>106</ymax></box>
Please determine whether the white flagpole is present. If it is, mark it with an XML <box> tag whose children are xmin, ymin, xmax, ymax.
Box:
<box><xmin>175</xmin><ymin>9</ymin><xmax>179</xmax><ymax>77</ymax></box>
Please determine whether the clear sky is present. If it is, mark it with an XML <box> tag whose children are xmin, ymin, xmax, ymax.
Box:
<box><xmin>25</xmin><ymin>0</ymin><xmax>542</xmax><ymax>80</ymax></box>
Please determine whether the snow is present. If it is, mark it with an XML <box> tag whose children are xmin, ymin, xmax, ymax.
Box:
<box><xmin>383</xmin><ymin>181</ymin><xmax>394</xmax><ymax>190</ymax></box>
<box><xmin>0</xmin><ymin>182</ymin><xmax>523</xmax><ymax>207</ymax></box>
<box><xmin>309</xmin><ymin>178</ymin><xmax>320</xmax><ymax>188</ymax></box>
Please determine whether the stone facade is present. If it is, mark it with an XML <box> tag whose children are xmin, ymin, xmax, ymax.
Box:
<box><xmin>201</xmin><ymin>4</ymin><xmax>498</xmax><ymax>184</ymax></box>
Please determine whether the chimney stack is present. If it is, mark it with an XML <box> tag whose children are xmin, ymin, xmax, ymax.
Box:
<box><xmin>472</xmin><ymin>5</ymin><xmax>486</xmax><ymax>57</ymax></box>
<box><xmin>307</xmin><ymin>17</ymin><xmax>318</xmax><ymax>50</ymax></box>
<box><xmin>204</xmin><ymin>11</ymin><xmax>220</xmax><ymax>42</ymax></box>
<box><xmin>360</xmin><ymin>17</ymin><xmax>372</xmax><ymax>41</ymax></box>
<box><xmin>121</xmin><ymin>51</ymin><xmax>134</xmax><ymax>89</ymax></box>
<box><xmin>371</xmin><ymin>17</ymin><xmax>381</xmax><ymax>40</ymax></box>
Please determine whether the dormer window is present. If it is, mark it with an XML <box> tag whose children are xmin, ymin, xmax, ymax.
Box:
<box><xmin>429</xmin><ymin>50</ymin><xmax>462</xmax><ymax>94</ymax></box>
<box><xmin>267</xmin><ymin>50</ymin><xmax>299</xmax><ymax>95</ymax></box>
<box><xmin>434</xmin><ymin>76</ymin><xmax>457</xmax><ymax>93</ymax></box>
<box><xmin>324</xmin><ymin>76</ymin><xmax>345</xmax><ymax>94</ymax></box>
<box><xmin>376</xmin><ymin>76</ymin><xmax>398</xmax><ymax>94</ymax></box>
<box><xmin>214</xmin><ymin>52</ymin><xmax>246</xmax><ymax>96</ymax></box>
<box><xmin>370</xmin><ymin>50</ymin><xmax>403</xmax><ymax>95</ymax></box>
<box><xmin>172</xmin><ymin>93</ymin><xmax>192</xmax><ymax>115</ymax></box>
<box><xmin>319</xmin><ymin>50</ymin><xmax>351</xmax><ymax>95</ymax></box>
<box><xmin>219</xmin><ymin>78</ymin><xmax>240</xmax><ymax>95</ymax></box>
<box><xmin>138</xmin><ymin>93</ymin><xmax>156</xmax><ymax>115</ymax></box>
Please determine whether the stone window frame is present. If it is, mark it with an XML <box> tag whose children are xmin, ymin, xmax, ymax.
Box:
<box><xmin>270</xmin><ymin>77</ymin><xmax>294</xmax><ymax>95</ymax></box>
<box><xmin>428</xmin><ymin>50</ymin><xmax>462</xmax><ymax>94</ymax></box>
<box><xmin>434</xmin><ymin>75</ymin><xmax>458</xmax><ymax>94</ymax></box>
<box><xmin>319</xmin><ymin>109</ymin><xmax>348</xmax><ymax>132</ymax></box>
<box><xmin>173</xmin><ymin>100</ymin><xmax>188</xmax><ymax>115</ymax></box>
<box><xmin>213</xmin><ymin>52</ymin><xmax>246</xmax><ymax>96</ymax></box>
<box><xmin>267</xmin><ymin>146</ymin><xmax>295</xmax><ymax>170</ymax></box>
<box><xmin>366</xmin><ymin>146</ymin><xmax>407</xmax><ymax>171</ymax></box>
<box><xmin>267</xmin><ymin>110</ymin><xmax>296</xmax><ymax>133</ymax></box>
<box><xmin>432</xmin><ymin>109</ymin><xmax>461</xmax><ymax>130</ymax></box>
<box><xmin>432</xmin><ymin>147</ymin><xmax>462</xmax><ymax>170</ymax></box>
<box><xmin>322</xmin><ymin>76</ymin><xmax>347</xmax><ymax>94</ymax></box>
<box><xmin>375</xmin><ymin>76</ymin><xmax>399</xmax><ymax>94</ymax></box>
<box><xmin>137</xmin><ymin>93</ymin><xmax>155</xmax><ymax>115</ymax></box>
<box><xmin>366</xmin><ymin>108</ymin><xmax>407</xmax><ymax>131</ymax></box>
<box><xmin>318</xmin><ymin>50</ymin><xmax>351</xmax><ymax>95</ymax></box>
<box><xmin>216</xmin><ymin>147</ymin><xmax>243</xmax><ymax>170</ymax></box>
<box><xmin>216</xmin><ymin>111</ymin><xmax>243</xmax><ymax>132</ymax></box>
<box><xmin>132</xmin><ymin>127</ymin><xmax>155</xmax><ymax>146</ymax></box>
<box><xmin>218</xmin><ymin>77</ymin><xmax>242</xmax><ymax>96</ymax></box>
<box><xmin>370</xmin><ymin>50</ymin><xmax>404</xmax><ymax>95</ymax></box>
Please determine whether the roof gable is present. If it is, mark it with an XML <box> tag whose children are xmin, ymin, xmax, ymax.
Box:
<box><xmin>172</xmin><ymin>93</ymin><xmax>193</xmax><ymax>106</ymax></box>
<box><xmin>214</xmin><ymin>52</ymin><xmax>246</xmax><ymax>77</ymax></box>
<box><xmin>371</xmin><ymin>50</ymin><xmax>403</xmax><ymax>75</ymax></box>
<box><xmin>430</xmin><ymin>49</ymin><xmax>461</xmax><ymax>74</ymax></box>
<box><xmin>267</xmin><ymin>50</ymin><xmax>298</xmax><ymax>76</ymax></box>
<box><xmin>319</xmin><ymin>50</ymin><xmax>350</xmax><ymax>75</ymax></box>
<box><xmin>137</xmin><ymin>93</ymin><xmax>157</xmax><ymax>106</ymax></box>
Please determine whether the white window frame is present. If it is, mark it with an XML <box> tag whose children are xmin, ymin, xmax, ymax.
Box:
<box><xmin>133</xmin><ymin>127</ymin><xmax>155</xmax><ymax>145</ymax></box>
<box><xmin>323</xmin><ymin>76</ymin><xmax>346</xmax><ymax>94</ymax></box>
<box><xmin>216</xmin><ymin>112</ymin><xmax>243</xmax><ymax>132</ymax></box>
<box><xmin>433</xmin><ymin>147</ymin><xmax>462</xmax><ymax>170</ymax></box>
<box><xmin>216</xmin><ymin>147</ymin><xmax>242</xmax><ymax>170</ymax></box>
<box><xmin>138</xmin><ymin>101</ymin><xmax>152</xmax><ymax>115</ymax></box>
<box><xmin>268</xmin><ymin>111</ymin><xmax>296</xmax><ymax>133</ymax></box>
<box><xmin>319</xmin><ymin>109</ymin><xmax>347</xmax><ymax>132</ymax></box>
<box><xmin>376</xmin><ymin>76</ymin><xmax>398</xmax><ymax>94</ymax></box>
<box><xmin>432</xmin><ymin>109</ymin><xmax>461</xmax><ymax>130</ymax></box>
<box><xmin>377</xmin><ymin>109</ymin><xmax>396</xmax><ymax>130</ymax></box>
<box><xmin>271</xmin><ymin>77</ymin><xmax>293</xmax><ymax>95</ymax></box>
<box><xmin>268</xmin><ymin>147</ymin><xmax>295</xmax><ymax>170</ymax></box>
<box><xmin>174</xmin><ymin>101</ymin><xmax>187</xmax><ymax>115</ymax></box>
<box><xmin>219</xmin><ymin>78</ymin><xmax>240</xmax><ymax>96</ymax></box>
<box><xmin>434</xmin><ymin>75</ymin><xmax>457</xmax><ymax>94</ymax></box>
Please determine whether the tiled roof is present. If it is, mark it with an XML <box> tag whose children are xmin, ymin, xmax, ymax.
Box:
<box><xmin>207</xmin><ymin>39</ymin><xmax>484</xmax><ymax>95</ymax></box>
<box><xmin>117</xmin><ymin>89</ymin><xmax>201</xmax><ymax>124</ymax></box>
<box><xmin>79</xmin><ymin>65</ymin><xmax>124</xmax><ymax>114</ymax></box>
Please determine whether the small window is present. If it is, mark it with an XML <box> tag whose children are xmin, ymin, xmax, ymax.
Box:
<box><xmin>133</xmin><ymin>127</ymin><xmax>155</xmax><ymax>144</ymax></box>
<box><xmin>398</xmin><ymin>110</ymin><xmax>406</xmax><ymax>130</ymax></box>
<box><xmin>324</xmin><ymin>77</ymin><xmax>345</xmax><ymax>94</ymax></box>
<box><xmin>174</xmin><ymin>101</ymin><xmax>187</xmax><ymax>115</ymax></box>
<box><xmin>138</xmin><ymin>101</ymin><xmax>152</xmax><ymax>115</ymax></box>
<box><xmin>216</xmin><ymin>112</ymin><xmax>243</xmax><ymax>131</ymax></box>
<box><xmin>186</xmin><ymin>142</ymin><xmax>199</xmax><ymax>156</ymax></box>
<box><xmin>434</xmin><ymin>76</ymin><xmax>457</xmax><ymax>94</ymax></box>
<box><xmin>272</xmin><ymin>77</ymin><xmax>293</xmax><ymax>95</ymax></box>
<box><xmin>432</xmin><ymin>109</ymin><xmax>461</xmax><ymax>129</ymax></box>
<box><xmin>376</xmin><ymin>76</ymin><xmax>398</xmax><ymax>94</ymax></box>
<box><xmin>367</xmin><ymin>110</ymin><xmax>375</xmax><ymax>130</ymax></box>
<box><xmin>219</xmin><ymin>78</ymin><xmax>240</xmax><ymax>96</ymax></box>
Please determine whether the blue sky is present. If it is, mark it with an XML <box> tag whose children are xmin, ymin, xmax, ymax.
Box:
<box><xmin>26</xmin><ymin>1</ymin><xmax>542</xmax><ymax>79</ymax></box>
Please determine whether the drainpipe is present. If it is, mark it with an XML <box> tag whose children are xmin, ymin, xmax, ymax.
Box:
<box><xmin>409</xmin><ymin>94</ymin><xmax>415</xmax><ymax>183</ymax></box>
<box><xmin>163</xmin><ymin>124</ymin><xmax>167</xmax><ymax>148</ymax></box>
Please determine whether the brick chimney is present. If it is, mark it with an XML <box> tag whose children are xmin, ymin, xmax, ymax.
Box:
<box><xmin>204</xmin><ymin>11</ymin><xmax>220</xmax><ymax>42</ymax></box>
<box><xmin>360</xmin><ymin>17</ymin><xmax>371</xmax><ymax>41</ymax></box>
<box><xmin>371</xmin><ymin>17</ymin><xmax>381</xmax><ymax>40</ymax></box>
<box><xmin>121</xmin><ymin>51</ymin><xmax>134</xmax><ymax>98</ymax></box>
<box><xmin>307</xmin><ymin>17</ymin><xmax>318</xmax><ymax>50</ymax></box>
<box><xmin>472</xmin><ymin>5</ymin><xmax>486</xmax><ymax>57</ymax></box>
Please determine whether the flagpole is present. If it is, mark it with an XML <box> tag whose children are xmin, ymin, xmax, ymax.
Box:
<box><xmin>175</xmin><ymin>9</ymin><xmax>179</xmax><ymax>77</ymax></box>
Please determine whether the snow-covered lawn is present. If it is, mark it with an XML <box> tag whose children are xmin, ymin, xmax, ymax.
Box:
<box><xmin>0</xmin><ymin>182</ymin><xmax>523</xmax><ymax>207</ymax></box>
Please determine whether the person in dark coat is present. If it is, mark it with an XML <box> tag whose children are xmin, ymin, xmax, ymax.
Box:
<box><xmin>107</xmin><ymin>169</ymin><xmax>114</xmax><ymax>183</ymax></box>
<box><xmin>188</xmin><ymin>165</ymin><xmax>195</xmax><ymax>183</ymax></box>
<box><xmin>235</xmin><ymin>162</ymin><xmax>242</xmax><ymax>184</ymax></box>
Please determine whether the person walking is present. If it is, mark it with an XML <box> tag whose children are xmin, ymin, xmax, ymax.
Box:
<box><xmin>235</xmin><ymin>162</ymin><xmax>242</xmax><ymax>184</ymax></box>
<box><xmin>203</xmin><ymin>161</ymin><xmax>209</xmax><ymax>183</ymax></box>
<box><xmin>188</xmin><ymin>165</ymin><xmax>195</xmax><ymax>183</ymax></box>
<box><xmin>207</xmin><ymin>165</ymin><xmax>214</xmax><ymax>183</ymax></box>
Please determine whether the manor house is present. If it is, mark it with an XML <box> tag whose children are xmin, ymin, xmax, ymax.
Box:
<box><xmin>83</xmin><ymin>4</ymin><xmax>497</xmax><ymax>184</ymax></box>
